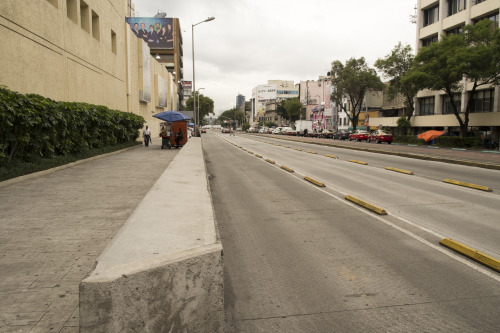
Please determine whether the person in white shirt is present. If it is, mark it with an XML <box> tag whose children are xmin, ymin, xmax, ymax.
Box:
<box><xmin>143</xmin><ymin>125</ymin><xmax>151</xmax><ymax>147</ymax></box>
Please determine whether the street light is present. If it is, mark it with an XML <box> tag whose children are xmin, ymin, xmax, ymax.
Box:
<box><xmin>192</xmin><ymin>17</ymin><xmax>215</xmax><ymax>129</ymax></box>
<box><xmin>197</xmin><ymin>88</ymin><xmax>205</xmax><ymax>131</ymax></box>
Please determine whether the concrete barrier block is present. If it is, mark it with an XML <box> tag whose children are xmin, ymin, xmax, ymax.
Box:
<box><xmin>79</xmin><ymin>243</ymin><xmax>224</xmax><ymax>333</ymax></box>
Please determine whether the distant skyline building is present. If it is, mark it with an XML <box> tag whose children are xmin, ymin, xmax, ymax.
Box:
<box><xmin>236</xmin><ymin>94</ymin><xmax>245</xmax><ymax>109</ymax></box>
<box><xmin>251</xmin><ymin>80</ymin><xmax>298</xmax><ymax>124</ymax></box>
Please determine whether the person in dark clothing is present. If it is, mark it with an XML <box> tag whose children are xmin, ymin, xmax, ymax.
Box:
<box><xmin>175</xmin><ymin>128</ymin><xmax>184</xmax><ymax>148</ymax></box>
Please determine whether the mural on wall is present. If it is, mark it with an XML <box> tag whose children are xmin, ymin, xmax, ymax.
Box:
<box><xmin>126</xmin><ymin>17</ymin><xmax>174</xmax><ymax>49</ymax></box>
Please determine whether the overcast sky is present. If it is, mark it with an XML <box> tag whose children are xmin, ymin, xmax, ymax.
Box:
<box><xmin>134</xmin><ymin>0</ymin><xmax>418</xmax><ymax>115</ymax></box>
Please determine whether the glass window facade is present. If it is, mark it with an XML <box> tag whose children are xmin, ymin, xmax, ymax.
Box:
<box><xmin>448</xmin><ymin>0</ymin><xmax>466</xmax><ymax>16</ymax></box>
<box><xmin>424</xmin><ymin>5</ymin><xmax>439</xmax><ymax>27</ymax></box>
<box><xmin>419</xmin><ymin>97</ymin><xmax>435</xmax><ymax>115</ymax></box>
<box><xmin>470</xmin><ymin>89</ymin><xmax>494</xmax><ymax>113</ymax></box>
<box><xmin>442</xmin><ymin>94</ymin><xmax>461</xmax><ymax>114</ymax></box>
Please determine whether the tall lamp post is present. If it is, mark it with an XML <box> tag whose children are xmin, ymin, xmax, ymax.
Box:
<box><xmin>192</xmin><ymin>17</ymin><xmax>215</xmax><ymax>130</ymax></box>
<box><xmin>197</xmin><ymin>88</ymin><xmax>205</xmax><ymax>129</ymax></box>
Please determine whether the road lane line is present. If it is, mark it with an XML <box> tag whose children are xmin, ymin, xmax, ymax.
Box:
<box><xmin>349</xmin><ymin>159</ymin><xmax>368</xmax><ymax>165</ymax></box>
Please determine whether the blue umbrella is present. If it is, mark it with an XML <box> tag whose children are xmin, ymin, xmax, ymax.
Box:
<box><xmin>153</xmin><ymin>111</ymin><xmax>191</xmax><ymax>122</ymax></box>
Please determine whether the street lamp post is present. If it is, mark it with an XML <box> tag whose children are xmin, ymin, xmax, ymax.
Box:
<box><xmin>192</xmin><ymin>17</ymin><xmax>215</xmax><ymax>130</ymax></box>
<box><xmin>197</xmin><ymin>88</ymin><xmax>204</xmax><ymax>131</ymax></box>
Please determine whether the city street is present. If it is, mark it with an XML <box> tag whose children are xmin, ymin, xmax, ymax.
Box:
<box><xmin>204</xmin><ymin>131</ymin><xmax>500</xmax><ymax>332</ymax></box>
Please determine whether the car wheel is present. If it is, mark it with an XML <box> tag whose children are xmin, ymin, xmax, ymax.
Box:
<box><xmin>388</xmin><ymin>141</ymin><xmax>392</xmax><ymax>144</ymax></box>
<box><xmin>355</xmin><ymin>137</ymin><xmax>359</xmax><ymax>142</ymax></box>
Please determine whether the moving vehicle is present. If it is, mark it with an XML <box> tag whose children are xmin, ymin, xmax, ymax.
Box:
<box><xmin>221</xmin><ymin>127</ymin><xmax>231</xmax><ymax>133</ymax></box>
<box><xmin>369</xmin><ymin>130</ymin><xmax>393</xmax><ymax>144</ymax></box>
<box><xmin>349</xmin><ymin>130</ymin><xmax>370</xmax><ymax>141</ymax></box>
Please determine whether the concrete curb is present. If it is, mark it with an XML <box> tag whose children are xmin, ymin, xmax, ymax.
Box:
<box><xmin>79</xmin><ymin>138</ymin><xmax>224</xmax><ymax>332</ymax></box>
<box><xmin>443</xmin><ymin>179</ymin><xmax>492</xmax><ymax>192</ymax></box>
<box><xmin>304</xmin><ymin>176</ymin><xmax>326</xmax><ymax>187</ymax></box>
<box><xmin>440</xmin><ymin>238</ymin><xmax>500</xmax><ymax>272</ymax></box>
<box><xmin>345</xmin><ymin>195</ymin><xmax>388</xmax><ymax>215</ymax></box>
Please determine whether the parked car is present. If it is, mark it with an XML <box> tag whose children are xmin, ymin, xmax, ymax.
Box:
<box><xmin>258</xmin><ymin>127</ymin><xmax>268</xmax><ymax>133</ymax></box>
<box><xmin>281</xmin><ymin>127</ymin><xmax>296</xmax><ymax>136</ymax></box>
<box><xmin>369</xmin><ymin>130</ymin><xmax>393</xmax><ymax>144</ymax></box>
<box><xmin>319</xmin><ymin>129</ymin><xmax>334</xmax><ymax>139</ymax></box>
<box><xmin>349</xmin><ymin>130</ymin><xmax>370</xmax><ymax>141</ymax></box>
<box><xmin>333</xmin><ymin>130</ymin><xmax>350</xmax><ymax>140</ymax></box>
<box><xmin>272</xmin><ymin>127</ymin><xmax>283</xmax><ymax>134</ymax></box>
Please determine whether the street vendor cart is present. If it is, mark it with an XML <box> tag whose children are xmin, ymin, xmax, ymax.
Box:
<box><xmin>153</xmin><ymin>111</ymin><xmax>191</xmax><ymax>149</ymax></box>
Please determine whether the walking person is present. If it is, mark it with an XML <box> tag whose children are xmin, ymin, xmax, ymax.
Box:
<box><xmin>175</xmin><ymin>128</ymin><xmax>184</xmax><ymax>148</ymax></box>
<box><xmin>143</xmin><ymin>125</ymin><xmax>151</xmax><ymax>147</ymax></box>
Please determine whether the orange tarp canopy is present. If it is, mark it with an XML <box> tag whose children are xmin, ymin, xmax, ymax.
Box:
<box><xmin>417</xmin><ymin>130</ymin><xmax>445</xmax><ymax>142</ymax></box>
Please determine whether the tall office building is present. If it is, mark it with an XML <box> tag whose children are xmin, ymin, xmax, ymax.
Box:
<box><xmin>414</xmin><ymin>0</ymin><xmax>499</xmax><ymax>139</ymax></box>
<box><xmin>236</xmin><ymin>94</ymin><xmax>245</xmax><ymax>109</ymax></box>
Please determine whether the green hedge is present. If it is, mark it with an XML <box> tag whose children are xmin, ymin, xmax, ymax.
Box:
<box><xmin>0</xmin><ymin>86</ymin><xmax>144</xmax><ymax>162</ymax></box>
<box><xmin>394</xmin><ymin>135</ymin><xmax>480</xmax><ymax>148</ymax></box>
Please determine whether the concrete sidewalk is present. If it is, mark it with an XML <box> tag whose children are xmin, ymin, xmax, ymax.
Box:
<box><xmin>0</xmin><ymin>139</ymin><xmax>178</xmax><ymax>333</ymax></box>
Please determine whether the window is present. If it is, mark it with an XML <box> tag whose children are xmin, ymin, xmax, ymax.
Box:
<box><xmin>448</xmin><ymin>0</ymin><xmax>466</xmax><ymax>16</ymax></box>
<box><xmin>474</xmin><ymin>12</ymin><xmax>499</xmax><ymax>28</ymax></box>
<box><xmin>92</xmin><ymin>10</ymin><xmax>100</xmax><ymax>40</ymax></box>
<box><xmin>470</xmin><ymin>89</ymin><xmax>494</xmax><ymax>113</ymax></box>
<box><xmin>111</xmin><ymin>30</ymin><xmax>117</xmax><ymax>54</ymax></box>
<box><xmin>66</xmin><ymin>0</ymin><xmax>77</xmax><ymax>24</ymax></box>
<box><xmin>47</xmin><ymin>0</ymin><xmax>58</xmax><ymax>8</ymax></box>
<box><xmin>419</xmin><ymin>97</ymin><xmax>435</xmax><ymax>115</ymax></box>
<box><xmin>421</xmin><ymin>34</ymin><xmax>438</xmax><ymax>47</ymax></box>
<box><xmin>474</xmin><ymin>0</ymin><xmax>487</xmax><ymax>4</ymax></box>
<box><xmin>423</xmin><ymin>5</ymin><xmax>439</xmax><ymax>27</ymax></box>
<box><xmin>442</xmin><ymin>94</ymin><xmax>461</xmax><ymax>114</ymax></box>
<box><xmin>80</xmin><ymin>0</ymin><xmax>90</xmax><ymax>33</ymax></box>
<box><xmin>446</xmin><ymin>25</ymin><xmax>464</xmax><ymax>35</ymax></box>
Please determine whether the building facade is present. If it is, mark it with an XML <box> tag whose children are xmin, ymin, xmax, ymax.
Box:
<box><xmin>374</xmin><ymin>0</ymin><xmax>500</xmax><ymax>140</ymax></box>
<box><xmin>298</xmin><ymin>76</ymin><xmax>335</xmax><ymax>131</ymax></box>
<box><xmin>251</xmin><ymin>80</ymin><xmax>298</xmax><ymax>124</ymax></box>
<box><xmin>0</xmin><ymin>0</ymin><xmax>182</xmax><ymax>137</ymax></box>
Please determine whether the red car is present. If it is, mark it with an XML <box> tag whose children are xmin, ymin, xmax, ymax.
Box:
<box><xmin>369</xmin><ymin>130</ymin><xmax>393</xmax><ymax>144</ymax></box>
<box><xmin>349</xmin><ymin>130</ymin><xmax>369</xmax><ymax>141</ymax></box>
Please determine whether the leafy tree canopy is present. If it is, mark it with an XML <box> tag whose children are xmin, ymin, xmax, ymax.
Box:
<box><xmin>375</xmin><ymin>42</ymin><xmax>418</xmax><ymax>120</ymax></box>
<box><xmin>185</xmin><ymin>94</ymin><xmax>214</xmax><ymax>121</ymax></box>
<box><xmin>331</xmin><ymin>57</ymin><xmax>384</xmax><ymax>130</ymax></box>
<box><xmin>283</xmin><ymin>97</ymin><xmax>304</xmax><ymax>122</ymax></box>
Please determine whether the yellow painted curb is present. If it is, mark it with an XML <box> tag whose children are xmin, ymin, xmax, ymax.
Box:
<box><xmin>275</xmin><ymin>144</ymin><xmax>281</xmax><ymax>146</ymax></box>
<box><xmin>265</xmin><ymin>158</ymin><xmax>275</xmax><ymax>164</ymax></box>
<box><xmin>284</xmin><ymin>146</ymin><xmax>290</xmax><ymax>148</ymax></box>
<box><xmin>304</xmin><ymin>176</ymin><xmax>325</xmax><ymax>187</ymax></box>
<box><xmin>345</xmin><ymin>195</ymin><xmax>387</xmax><ymax>215</ymax></box>
<box><xmin>440</xmin><ymin>238</ymin><xmax>500</xmax><ymax>272</ymax></box>
<box><xmin>248</xmin><ymin>151</ymin><xmax>254</xmax><ymax>154</ymax></box>
<box><xmin>325</xmin><ymin>154</ymin><xmax>337</xmax><ymax>159</ymax></box>
<box><xmin>385</xmin><ymin>167</ymin><xmax>414</xmax><ymax>175</ymax></box>
<box><xmin>307</xmin><ymin>151</ymin><xmax>317</xmax><ymax>154</ymax></box>
<box><xmin>443</xmin><ymin>179</ymin><xmax>492</xmax><ymax>192</ymax></box>
<box><xmin>281</xmin><ymin>165</ymin><xmax>294</xmax><ymax>173</ymax></box>
<box><xmin>349</xmin><ymin>159</ymin><xmax>368</xmax><ymax>165</ymax></box>
<box><xmin>294</xmin><ymin>148</ymin><xmax>302</xmax><ymax>151</ymax></box>
<box><xmin>255</xmin><ymin>154</ymin><xmax>262</xmax><ymax>158</ymax></box>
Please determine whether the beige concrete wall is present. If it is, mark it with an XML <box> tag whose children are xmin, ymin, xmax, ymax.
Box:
<box><xmin>0</xmin><ymin>0</ymin><xmax>128</xmax><ymax>111</ymax></box>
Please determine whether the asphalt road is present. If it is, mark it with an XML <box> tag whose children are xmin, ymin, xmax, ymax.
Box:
<box><xmin>203</xmin><ymin>132</ymin><xmax>500</xmax><ymax>332</ymax></box>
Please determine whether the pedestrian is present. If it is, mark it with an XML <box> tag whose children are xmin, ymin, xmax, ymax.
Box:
<box><xmin>175</xmin><ymin>128</ymin><xmax>184</xmax><ymax>148</ymax></box>
<box><xmin>143</xmin><ymin>125</ymin><xmax>151</xmax><ymax>147</ymax></box>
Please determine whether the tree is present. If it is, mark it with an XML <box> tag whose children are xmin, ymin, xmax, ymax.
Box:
<box><xmin>331</xmin><ymin>57</ymin><xmax>384</xmax><ymax>131</ymax></box>
<box><xmin>411</xmin><ymin>19</ymin><xmax>500</xmax><ymax>137</ymax></box>
<box><xmin>218</xmin><ymin>108</ymin><xmax>245</xmax><ymax>127</ymax></box>
<box><xmin>283</xmin><ymin>97</ymin><xmax>304</xmax><ymax>122</ymax></box>
<box><xmin>185</xmin><ymin>94</ymin><xmax>214</xmax><ymax>121</ymax></box>
<box><xmin>375</xmin><ymin>42</ymin><xmax>419</xmax><ymax>121</ymax></box>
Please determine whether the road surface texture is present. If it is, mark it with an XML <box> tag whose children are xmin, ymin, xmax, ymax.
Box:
<box><xmin>204</xmin><ymin>132</ymin><xmax>500</xmax><ymax>332</ymax></box>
